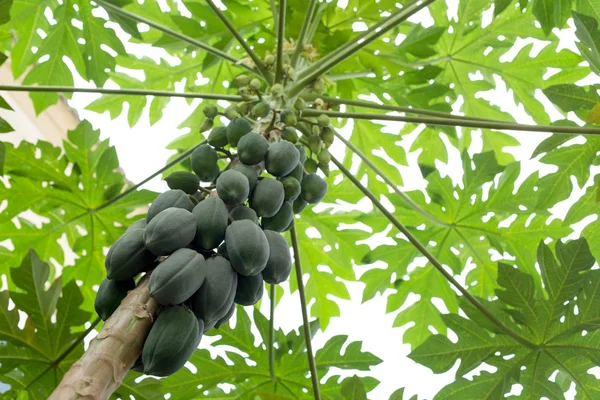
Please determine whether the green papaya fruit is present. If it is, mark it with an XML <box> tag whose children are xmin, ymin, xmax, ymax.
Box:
<box><xmin>216</xmin><ymin>170</ymin><xmax>250</xmax><ymax>206</ymax></box>
<box><xmin>147</xmin><ymin>190</ymin><xmax>195</xmax><ymax>223</ymax></box>
<box><xmin>265</xmin><ymin>140</ymin><xmax>300</xmax><ymax>177</ymax></box>
<box><xmin>262</xmin><ymin>230</ymin><xmax>292</xmax><ymax>284</ymax></box>
<box><xmin>296</xmin><ymin>144</ymin><xmax>307</xmax><ymax>164</ymax></box>
<box><xmin>192</xmin><ymin>197</ymin><xmax>228</xmax><ymax>250</ymax></box>
<box><xmin>293</xmin><ymin>196</ymin><xmax>307</xmax><ymax>214</ymax></box>
<box><xmin>264</xmin><ymin>54</ymin><xmax>275</xmax><ymax>65</ymax></box>
<box><xmin>251</xmin><ymin>102</ymin><xmax>271</xmax><ymax>118</ymax></box>
<box><xmin>106</xmin><ymin>229</ymin><xmax>156</xmax><ymax>280</ymax></box>
<box><xmin>142</xmin><ymin>306</ymin><xmax>202</xmax><ymax>377</ymax></box>
<box><xmin>320</xmin><ymin>126</ymin><xmax>334</xmax><ymax>146</ymax></box>
<box><xmin>317</xmin><ymin>114</ymin><xmax>330</xmax><ymax>127</ymax></box>
<box><xmin>224</xmin><ymin>106</ymin><xmax>240</xmax><ymax>120</ymax></box>
<box><xmin>304</xmin><ymin>159</ymin><xmax>318</xmax><ymax>174</ymax></box>
<box><xmin>237</xmin><ymin>133</ymin><xmax>269</xmax><ymax>165</ymax></box>
<box><xmin>301</xmin><ymin>174</ymin><xmax>328</xmax><ymax>204</ymax></box>
<box><xmin>203</xmin><ymin>104</ymin><xmax>218</xmax><ymax>119</ymax></box>
<box><xmin>225</xmin><ymin>220</ymin><xmax>270</xmax><ymax>276</ymax></box>
<box><xmin>234</xmin><ymin>74</ymin><xmax>251</xmax><ymax>87</ymax></box>
<box><xmin>144</xmin><ymin>208</ymin><xmax>196</xmax><ymax>256</ymax></box>
<box><xmin>232</xmin><ymin>163</ymin><xmax>259</xmax><ymax>191</ymax></box>
<box><xmin>234</xmin><ymin>273</ymin><xmax>264</xmax><ymax>306</ymax></box>
<box><xmin>208</xmin><ymin>126</ymin><xmax>229</xmax><ymax>148</ymax></box>
<box><xmin>281</xmin><ymin>127</ymin><xmax>299</xmax><ymax>143</ymax></box>
<box><xmin>281</xmin><ymin>176</ymin><xmax>301</xmax><ymax>201</ymax></box>
<box><xmin>293</xmin><ymin>97</ymin><xmax>305</xmax><ymax>111</ymax></box>
<box><xmin>249</xmin><ymin>178</ymin><xmax>284</xmax><ymax>218</ymax></box>
<box><xmin>200</xmin><ymin>118</ymin><xmax>214</xmax><ymax>133</ymax></box>
<box><xmin>270</xmin><ymin>83</ymin><xmax>283</xmax><ymax>97</ymax></box>
<box><xmin>317</xmin><ymin>149</ymin><xmax>331</xmax><ymax>164</ymax></box>
<box><xmin>214</xmin><ymin>303</ymin><xmax>235</xmax><ymax>329</ymax></box>
<box><xmin>229</xmin><ymin>205</ymin><xmax>258</xmax><ymax>223</ymax></box>
<box><xmin>280</xmin><ymin>109</ymin><xmax>297</xmax><ymax>126</ymax></box>
<box><xmin>127</xmin><ymin>218</ymin><xmax>147</xmax><ymax>232</ymax></box>
<box><xmin>250</xmin><ymin>78</ymin><xmax>262</xmax><ymax>91</ymax></box>
<box><xmin>262</xmin><ymin>201</ymin><xmax>293</xmax><ymax>232</ymax></box>
<box><xmin>165</xmin><ymin>171</ymin><xmax>200</xmax><ymax>195</ymax></box>
<box><xmin>296</xmin><ymin>121</ymin><xmax>312</xmax><ymax>136</ymax></box>
<box><xmin>307</xmin><ymin>135</ymin><xmax>322</xmax><ymax>154</ymax></box>
<box><xmin>285</xmin><ymin>162</ymin><xmax>304</xmax><ymax>182</ymax></box>
<box><xmin>94</xmin><ymin>278</ymin><xmax>135</xmax><ymax>320</ymax></box>
<box><xmin>149</xmin><ymin>248</ymin><xmax>207</xmax><ymax>305</ymax></box>
<box><xmin>227</xmin><ymin>117</ymin><xmax>252</xmax><ymax>146</ymax></box>
<box><xmin>190</xmin><ymin>256</ymin><xmax>237</xmax><ymax>327</ymax></box>
<box><xmin>191</xmin><ymin>145</ymin><xmax>219</xmax><ymax>182</ymax></box>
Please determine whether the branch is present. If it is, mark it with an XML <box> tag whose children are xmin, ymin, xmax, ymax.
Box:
<box><xmin>205</xmin><ymin>0</ymin><xmax>273</xmax><ymax>83</ymax></box>
<box><xmin>326</xmin><ymin>70</ymin><xmax>374</xmax><ymax>81</ymax></box>
<box><xmin>289</xmin><ymin>225</ymin><xmax>322</xmax><ymax>400</ymax></box>
<box><xmin>329</xmin><ymin>155</ymin><xmax>540</xmax><ymax>350</ymax></box>
<box><xmin>0</xmin><ymin>85</ymin><xmax>245</xmax><ymax>102</ymax></box>
<box><xmin>268</xmin><ymin>284</ymin><xmax>276</xmax><ymax>382</ymax></box>
<box><xmin>288</xmin><ymin>0</ymin><xmax>437</xmax><ymax>96</ymax></box>
<box><xmin>94</xmin><ymin>0</ymin><xmax>258</xmax><ymax>76</ymax></box>
<box><xmin>275</xmin><ymin>0</ymin><xmax>287</xmax><ymax>83</ymax></box>
<box><xmin>49</xmin><ymin>275</ymin><xmax>159</xmax><ymax>399</ymax></box>
<box><xmin>290</xmin><ymin>0</ymin><xmax>318</xmax><ymax>68</ymax></box>
<box><xmin>303</xmin><ymin>109</ymin><xmax>600</xmax><ymax>136</ymax></box>
<box><xmin>331</xmin><ymin>130</ymin><xmax>452</xmax><ymax>229</ymax></box>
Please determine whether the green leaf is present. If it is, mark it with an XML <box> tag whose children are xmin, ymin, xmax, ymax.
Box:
<box><xmin>341</xmin><ymin>376</ymin><xmax>367</xmax><ymax>400</ymax></box>
<box><xmin>543</xmin><ymin>84</ymin><xmax>600</xmax><ymax>112</ymax></box>
<box><xmin>533</xmin><ymin>0</ymin><xmax>573</xmax><ymax>36</ymax></box>
<box><xmin>0</xmin><ymin>116</ymin><xmax>13</xmax><ymax>133</ymax></box>
<box><xmin>572</xmin><ymin>11</ymin><xmax>600</xmax><ymax>75</ymax></box>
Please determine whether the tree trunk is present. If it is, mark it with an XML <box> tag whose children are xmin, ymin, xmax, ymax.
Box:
<box><xmin>49</xmin><ymin>274</ymin><xmax>158</xmax><ymax>400</ymax></box>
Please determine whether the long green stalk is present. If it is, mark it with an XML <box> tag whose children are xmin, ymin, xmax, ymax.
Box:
<box><xmin>330</xmin><ymin>155</ymin><xmax>539</xmax><ymax>350</ymax></box>
<box><xmin>205</xmin><ymin>0</ymin><xmax>272</xmax><ymax>82</ymax></box>
<box><xmin>0</xmin><ymin>85</ymin><xmax>245</xmax><ymax>101</ymax></box>
<box><xmin>304</xmin><ymin>109</ymin><xmax>600</xmax><ymax>136</ymax></box>
<box><xmin>268</xmin><ymin>284</ymin><xmax>277</xmax><ymax>382</ymax></box>
<box><xmin>275</xmin><ymin>0</ymin><xmax>287</xmax><ymax>83</ymax></box>
<box><xmin>290</xmin><ymin>225</ymin><xmax>322</xmax><ymax>400</ymax></box>
<box><xmin>290</xmin><ymin>0</ymin><xmax>318</xmax><ymax>68</ymax></box>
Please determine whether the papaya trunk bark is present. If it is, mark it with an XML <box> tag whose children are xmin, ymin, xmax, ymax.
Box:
<box><xmin>49</xmin><ymin>275</ymin><xmax>158</xmax><ymax>400</ymax></box>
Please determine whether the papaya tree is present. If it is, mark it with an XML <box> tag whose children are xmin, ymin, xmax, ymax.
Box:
<box><xmin>0</xmin><ymin>0</ymin><xmax>599</xmax><ymax>398</ymax></box>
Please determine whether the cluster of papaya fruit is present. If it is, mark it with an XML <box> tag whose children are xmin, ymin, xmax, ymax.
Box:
<box><xmin>94</xmin><ymin>91</ymin><xmax>334</xmax><ymax>378</ymax></box>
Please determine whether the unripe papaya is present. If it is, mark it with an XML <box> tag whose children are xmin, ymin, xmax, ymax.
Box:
<box><xmin>216</xmin><ymin>170</ymin><xmax>250</xmax><ymax>206</ymax></box>
<box><xmin>227</xmin><ymin>117</ymin><xmax>252</xmax><ymax>146</ymax></box>
<box><xmin>251</xmin><ymin>102</ymin><xmax>271</xmax><ymax>118</ymax></box>
<box><xmin>149</xmin><ymin>248</ymin><xmax>207</xmax><ymax>305</ymax></box>
<box><xmin>165</xmin><ymin>171</ymin><xmax>200</xmax><ymax>195</ymax></box>
<box><xmin>317</xmin><ymin>149</ymin><xmax>331</xmax><ymax>164</ymax></box>
<box><xmin>250</xmin><ymin>78</ymin><xmax>262</xmax><ymax>91</ymax></box>
<box><xmin>147</xmin><ymin>190</ymin><xmax>195</xmax><ymax>223</ymax></box>
<box><xmin>265</xmin><ymin>140</ymin><xmax>300</xmax><ymax>177</ymax></box>
<box><xmin>127</xmin><ymin>218</ymin><xmax>147</xmax><ymax>232</ymax></box>
<box><xmin>237</xmin><ymin>133</ymin><xmax>269</xmax><ymax>165</ymax></box>
<box><xmin>285</xmin><ymin>162</ymin><xmax>304</xmax><ymax>182</ymax></box>
<box><xmin>293</xmin><ymin>97</ymin><xmax>305</xmax><ymax>111</ymax></box>
<box><xmin>308</xmin><ymin>135</ymin><xmax>322</xmax><ymax>154</ymax></box>
<box><xmin>280</xmin><ymin>109</ymin><xmax>297</xmax><ymax>126</ymax></box>
<box><xmin>191</xmin><ymin>144</ymin><xmax>219</xmax><ymax>182</ymax></box>
<box><xmin>234</xmin><ymin>74</ymin><xmax>251</xmax><ymax>87</ymax></box>
<box><xmin>106</xmin><ymin>229</ymin><xmax>156</xmax><ymax>280</ymax></box>
<box><xmin>301</xmin><ymin>174</ymin><xmax>328</xmax><ymax>204</ymax></box>
<box><xmin>320</xmin><ymin>126</ymin><xmax>334</xmax><ymax>146</ymax></box>
<box><xmin>304</xmin><ymin>159</ymin><xmax>318</xmax><ymax>174</ymax></box>
<box><xmin>232</xmin><ymin>163</ymin><xmax>259</xmax><ymax>191</ymax></box>
<box><xmin>94</xmin><ymin>278</ymin><xmax>135</xmax><ymax>320</ymax></box>
<box><xmin>270</xmin><ymin>83</ymin><xmax>283</xmax><ymax>97</ymax></box>
<box><xmin>317</xmin><ymin>114</ymin><xmax>330</xmax><ymax>127</ymax></box>
<box><xmin>250</xmin><ymin>178</ymin><xmax>284</xmax><ymax>217</ymax></box>
<box><xmin>229</xmin><ymin>205</ymin><xmax>258</xmax><ymax>223</ymax></box>
<box><xmin>142</xmin><ymin>306</ymin><xmax>202</xmax><ymax>377</ymax></box>
<box><xmin>208</xmin><ymin>126</ymin><xmax>229</xmax><ymax>148</ymax></box>
<box><xmin>296</xmin><ymin>121</ymin><xmax>312</xmax><ymax>136</ymax></box>
<box><xmin>214</xmin><ymin>303</ymin><xmax>235</xmax><ymax>329</ymax></box>
<box><xmin>262</xmin><ymin>201</ymin><xmax>293</xmax><ymax>232</ymax></box>
<box><xmin>264</xmin><ymin>54</ymin><xmax>275</xmax><ymax>65</ymax></box>
<box><xmin>192</xmin><ymin>197</ymin><xmax>228</xmax><ymax>250</ymax></box>
<box><xmin>224</xmin><ymin>106</ymin><xmax>240</xmax><ymax>120</ymax></box>
<box><xmin>235</xmin><ymin>273</ymin><xmax>264</xmax><ymax>306</ymax></box>
<box><xmin>281</xmin><ymin>127</ymin><xmax>299</xmax><ymax>143</ymax></box>
<box><xmin>296</xmin><ymin>144</ymin><xmax>307</xmax><ymax>163</ymax></box>
<box><xmin>200</xmin><ymin>118</ymin><xmax>214</xmax><ymax>133</ymax></box>
<box><xmin>144</xmin><ymin>208</ymin><xmax>196</xmax><ymax>256</ymax></box>
<box><xmin>190</xmin><ymin>256</ymin><xmax>237</xmax><ymax>327</ymax></box>
<box><xmin>262</xmin><ymin>230</ymin><xmax>292</xmax><ymax>284</ymax></box>
<box><xmin>203</xmin><ymin>104</ymin><xmax>218</xmax><ymax>119</ymax></box>
<box><xmin>293</xmin><ymin>196</ymin><xmax>307</xmax><ymax>214</ymax></box>
<box><xmin>225</xmin><ymin>220</ymin><xmax>270</xmax><ymax>276</ymax></box>
<box><xmin>281</xmin><ymin>176</ymin><xmax>301</xmax><ymax>201</ymax></box>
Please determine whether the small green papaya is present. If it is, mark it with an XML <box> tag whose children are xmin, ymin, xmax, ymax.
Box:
<box><xmin>317</xmin><ymin>114</ymin><xmax>330</xmax><ymax>127</ymax></box>
<box><xmin>304</xmin><ymin>159</ymin><xmax>318</xmax><ymax>174</ymax></box>
<box><xmin>232</xmin><ymin>163</ymin><xmax>259</xmax><ymax>191</ymax></box>
<box><xmin>234</xmin><ymin>74</ymin><xmax>251</xmax><ymax>87</ymax></box>
<box><xmin>296</xmin><ymin>144</ymin><xmax>307</xmax><ymax>164</ymax></box>
<box><xmin>192</xmin><ymin>197</ymin><xmax>228</xmax><ymax>250</ymax></box>
<box><xmin>251</xmin><ymin>102</ymin><xmax>271</xmax><ymax>118</ymax></box>
<box><xmin>199</xmin><ymin>118</ymin><xmax>214</xmax><ymax>133</ymax></box>
<box><xmin>203</xmin><ymin>104</ymin><xmax>218</xmax><ymax>119</ymax></box>
<box><xmin>301</xmin><ymin>174</ymin><xmax>328</xmax><ymax>204</ymax></box>
<box><xmin>281</xmin><ymin>176</ymin><xmax>301</xmax><ymax>201</ymax></box>
<box><xmin>224</xmin><ymin>106</ymin><xmax>240</xmax><ymax>120</ymax></box>
<box><xmin>270</xmin><ymin>83</ymin><xmax>283</xmax><ymax>97</ymax></box>
<box><xmin>280</xmin><ymin>109</ymin><xmax>297</xmax><ymax>126</ymax></box>
<box><xmin>293</xmin><ymin>196</ymin><xmax>307</xmax><ymax>214</ymax></box>
<box><xmin>165</xmin><ymin>171</ymin><xmax>200</xmax><ymax>195</ymax></box>
<box><xmin>229</xmin><ymin>205</ymin><xmax>258</xmax><ymax>223</ymax></box>
<box><xmin>190</xmin><ymin>256</ymin><xmax>237</xmax><ymax>327</ymax></box>
<box><xmin>293</xmin><ymin>97</ymin><xmax>305</xmax><ymax>111</ymax></box>
<box><xmin>106</xmin><ymin>229</ymin><xmax>156</xmax><ymax>280</ymax></box>
<box><xmin>317</xmin><ymin>149</ymin><xmax>331</xmax><ymax>165</ymax></box>
<box><xmin>262</xmin><ymin>201</ymin><xmax>293</xmax><ymax>232</ymax></box>
<box><xmin>234</xmin><ymin>273</ymin><xmax>264</xmax><ymax>306</ymax></box>
<box><xmin>216</xmin><ymin>170</ymin><xmax>250</xmax><ymax>206</ymax></box>
<box><xmin>281</xmin><ymin>127</ymin><xmax>299</xmax><ymax>143</ymax></box>
<box><xmin>94</xmin><ymin>278</ymin><xmax>135</xmax><ymax>320</ymax></box>
<box><xmin>144</xmin><ymin>208</ymin><xmax>196</xmax><ymax>256</ymax></box>
<box><xmin>237</xmin><ymin>133</ymin><xmax>268</xmax><ymax>165</ymax></box>
<box><xmin>147</xmin><ymin>190</ymin><xmax>195</xmax><ymax>223</ymax></box>
<box><xmin>227</xmin><ymin>117</ymin><xmax>252</xmax><ymax>146</ymax></box>
<box><xmin>208</xmin><ymin>126</ymin><xmax>229</xmax><ymax>148</ymax></box>
<box><xmin>225</xmin><ymin>220</ymin><xmax>270</xmax><ymax>276</ymax></box>
<box><xmin>285</xmin><ymin>162</ymin><xmax>304</xmax><ymax>182</ymax></box>
<box><xmin>214</xmin><ymin>303</ymin><xmax>235</xmax><ymax>329</ymax></box>
<box><xmin>191</xmin><ymin>144</ymin><xmax>219</xmax><ymax>182</ymax></box>
<box><xmin>320</xmin><ymin>126</ymin><xmax>334</xmax><ymax>146</ymax></box>
<box><xmin>127</xmin><ymin>218</ymin><xmax>147</xmax><ymax>232</ymax></box>
<box><xmin>250</xmin><ymin>78</ymin><xmax>262</xmax><ymax>91</ymax></box>
<box><xmin>249</xmin><ymin>178</ymin><xmax>284</xmax><ymax>218</ymax></box>
<box><xmin>142</xmin><ymin>306</ymin><xmax>202</xmax><ymax>377</ymax></box>
<box><xmin>149</xmin><ymin>248</ymin><xmax>207</xmax><ymax>305</ymax></box>
<box><xmin>262</xmin><ymin>230</ymin><xmax>292</xmax><ymax>284</ymax></box>
<box><xmin>307</xmin><ymin>135</ymin><xmax>322</xmax><ymax>154</ymax></box>
<box><xmin>296</xmin><ymin>121</ymin><xmax>312</xmax><ymax>136</ymax></box>
<box><xmin>265</xmin><ymin>140</ymin><xmax>300</xmax><ymax>177</ymax></box>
